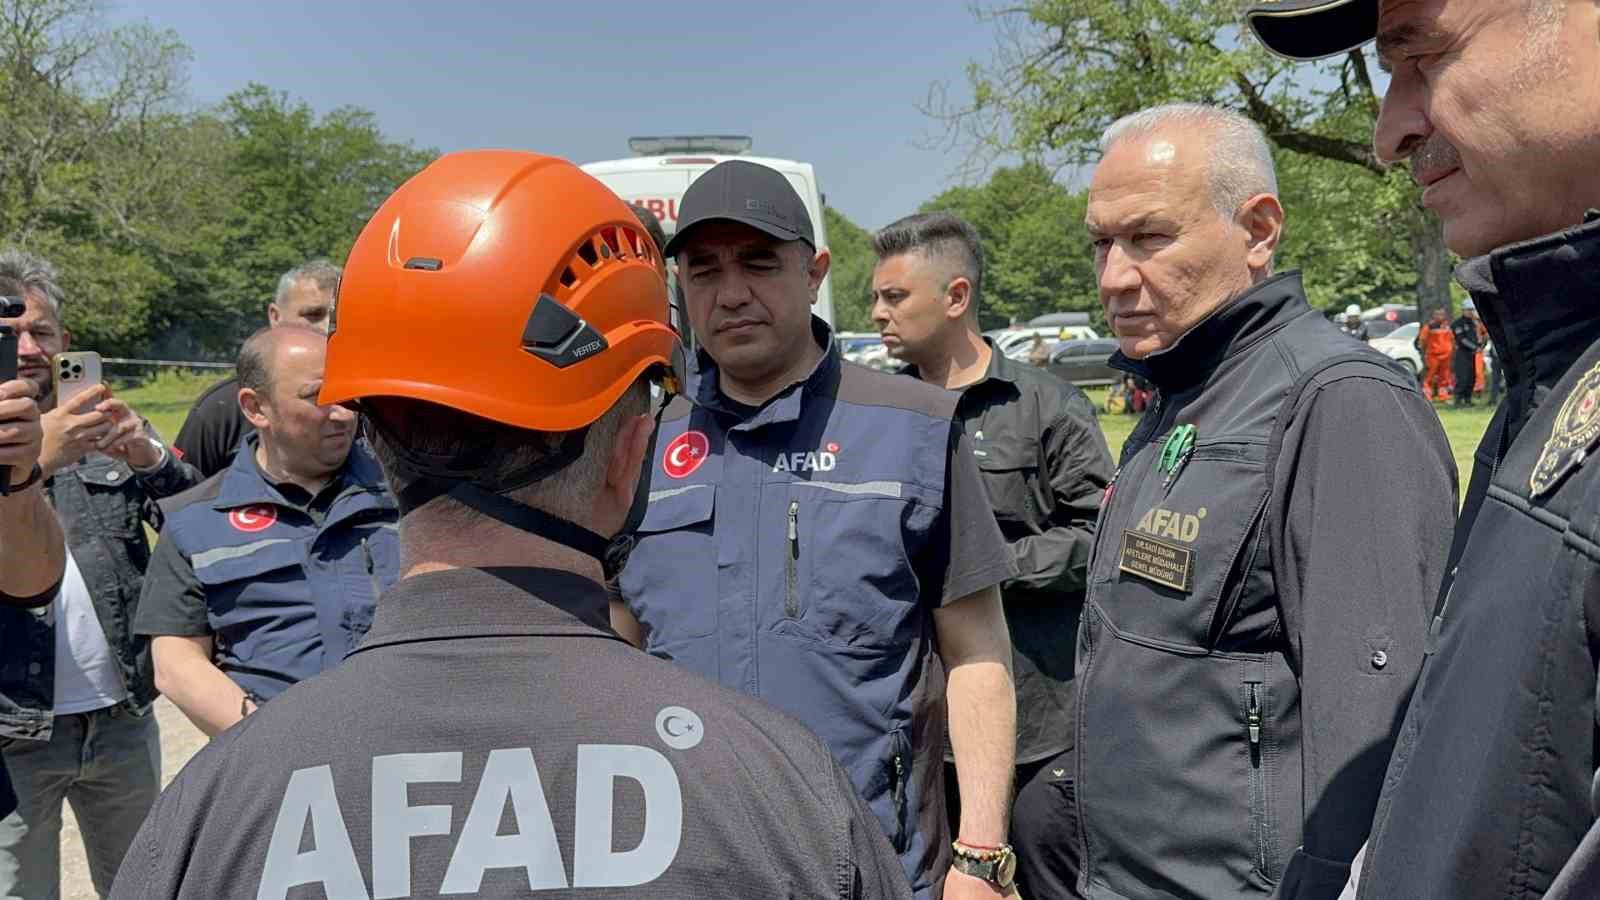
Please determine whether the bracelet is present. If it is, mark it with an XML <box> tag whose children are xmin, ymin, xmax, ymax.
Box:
<box><xmin>0</xmin><ymin>464</ymin><xmax>43</xmax><ymax>497</ymax></box>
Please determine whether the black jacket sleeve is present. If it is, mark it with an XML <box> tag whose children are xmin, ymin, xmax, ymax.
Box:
<box><xmin>1268</xmin><ymin>367</ymin><xmax>1457</xmax><ymax>897</ymax></box>
<box><xmin>173</xmin><ymin>378</ymin><xmax>248</xmax><ymax>479</ymax></box>
<box><xmin>1007</xmin><ymin>405</ymin><xmax>1113</xmax><ymax>596</ymax></box>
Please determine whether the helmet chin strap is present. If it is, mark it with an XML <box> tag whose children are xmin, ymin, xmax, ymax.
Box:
<box><xmin>370</xmin><ymin>395</ymin><xmax>671</xmax><ymax>583</ymax></box>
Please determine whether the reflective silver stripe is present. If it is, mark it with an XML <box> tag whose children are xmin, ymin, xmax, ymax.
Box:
<box><xmin>792</xmin><ymin>480</ymin><xmax>903</xmax><ymax>499</ymax></box>
<box><xmin>648</xmin><ymin>484</ymin><xmax>710</xmax><ymax>502</ymax></box>
<box><xmin>192</xmin><ymin>538</ymin><xmax>293</xmax><ymax>572</ymax></box>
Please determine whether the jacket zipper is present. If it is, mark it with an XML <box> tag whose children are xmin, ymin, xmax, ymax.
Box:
<box><xmin>785</xmin><ymin>500</ymin><xmax>800</xmax><ymax>618</ymax></box>
<box><xmin>892</xmin><ymin>751</ymin><xmax>908</xmax><ymax>852</ymax></box>
<box><xmin>1247</xmin><ymin>683</ymin><xmax>1262</xmax><ymax>756</ymax></box>
<box><xmin>361</xmin><ymin>537</ymin><xmax>382</xmax><ymax>600</ymax></box>
<box><xmin>1247</xmin><ymin>681</ymin><xmax>1268</xmax><ymax>874</ymax></box>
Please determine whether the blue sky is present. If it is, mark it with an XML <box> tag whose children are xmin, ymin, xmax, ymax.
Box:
<box><xmin>116</xmin><ymin>1</ymin><xmax>1017</xmax><ymax>230</ymax></box>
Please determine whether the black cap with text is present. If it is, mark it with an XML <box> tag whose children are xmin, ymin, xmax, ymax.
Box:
<box><xmin>663</xmin><ymin>160</ymin><xmax>816</xmax><ymax>258</ymax></box>
<box><xmin>1244</xmin><ymin>0</ymin><xmax>1377</xmax><ymax>61</ymax></box>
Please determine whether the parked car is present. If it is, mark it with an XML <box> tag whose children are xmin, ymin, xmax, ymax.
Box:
<box><xmin>1369</xmin><ymin>322</ymin><xmax>1423</xmax><ymax>379</ymax></box>
<box><xmin>995</xmin><ymin>325</ymin><xmax>1101</xmax><ymax>361</ymax></box>
<box><xmin>1046</xmin><ymin>338</ymin><xmax>1122</xmax><ymax>386</ymax></box>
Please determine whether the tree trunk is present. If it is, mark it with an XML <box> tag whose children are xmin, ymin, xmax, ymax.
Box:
<box><xmin>1409</xmin><ymin>207</ymin><xmax>1454</xmax><ymax>319</ymax></box>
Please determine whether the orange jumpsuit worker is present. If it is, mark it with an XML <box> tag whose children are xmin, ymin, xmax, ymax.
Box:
<box><xmin>1418</xmin><ymin>308</ymin><xmax>1456</xmax><ymax>401</ymax></box>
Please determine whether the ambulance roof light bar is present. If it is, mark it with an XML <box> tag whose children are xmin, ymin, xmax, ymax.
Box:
<box><xmin>628</xmin><ymin>135</ymin><xmax>753</xmax><ymax>157</ymax></box>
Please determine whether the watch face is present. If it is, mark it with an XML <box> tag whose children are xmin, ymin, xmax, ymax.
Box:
<box><xmin>998</xmin><ymin>850</ymin><xmax>1017</xmax><ymax>888</ymax></box>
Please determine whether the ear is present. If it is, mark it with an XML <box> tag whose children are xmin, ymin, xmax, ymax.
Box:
<box><xmin>1239</xmin><ymin>193</ymin><xmax>1285</xmax><ymax>275</ymax></box>
<box><xmin>945</xmin><ymin>276</ymin><xmax>974</xmax><ymax>321</ymax></box>
<box><xmin>806</xmin><ymin>248</ymin><xmax>832</xmax><ymax>301</ymax></box>
<box><xmin>599</xmin><ymin>413</ymin><xmax>654</xmax><ymax>534</ymax></box>
<box><xmin>239</xmin><ymin>387</ymin><xmax>271</xmax><ymax>430</ymax></box>
<box><xmin>60</xmin><ymin>328</ymin><xmax>70</xmax><ymax>352</ymax></box>
<box><xmin>267</xmin><ymin>303</ymin><xmax>281</xmax><ymax>327</ymax></box>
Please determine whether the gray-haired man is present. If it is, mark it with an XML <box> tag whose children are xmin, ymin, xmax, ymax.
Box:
<box><xmin>0</xmin><ymin>249</ymin><xmax>200</xmax><ymax>897</ymax></box>
<box><xmin>1071</xmin><ymin>103</ymin><xmax>1455</xmax><ymax>899</ymax></box>
<box><xmin>173</xmin><ymin>259</ymin><xmax>340</xmax><ymax>477</ymax></box>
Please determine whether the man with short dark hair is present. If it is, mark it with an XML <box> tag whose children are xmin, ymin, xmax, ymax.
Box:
<box><xmin>0</xmin><ymin>250</ymin><xmax>201</xmax><ymax>899</ymax></box>
<box><xmin>173</xmin><ymin>259</ymin><xmax>341</xmax><ymax>477</ymax></box>
<box><xmin>1247</xmin><ymin>0</ymin><xmax>1600</xmax><ymax>895</ymax></box>
<box><xmin>614</xmin><ymin>160</ymin><xmax>1020</xmax><ymax>900</ymax></box>
<box><xmin>872</xmin><ymin>210</ymin><xmax>1113</xmax><ymax>898</ymax></box>
<box><xmin>136</xmin><ymin>325</ymin><xmax>399</xmax><ymax>737</ymax></box>
<box><xmin>109</xmin><ymin>149</ymin><xmax>910</xmax><ymax>900</ymax></box>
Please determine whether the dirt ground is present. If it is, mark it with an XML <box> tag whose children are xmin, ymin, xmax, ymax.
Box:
<box><xmin>58</xmin><ymin>699</ymin><xmax>205</xmax><ymax>899</ymax></box>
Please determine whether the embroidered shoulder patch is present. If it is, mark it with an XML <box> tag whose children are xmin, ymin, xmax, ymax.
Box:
<box><xmin>1531</xmin><ymin>361</ymin><xmax>1600</xmax><ymax>498</ymax></box>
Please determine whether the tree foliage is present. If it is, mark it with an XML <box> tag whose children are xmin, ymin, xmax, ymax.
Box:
<box><xmin>0</xmin><ymin>0</ymin><xmax>434</xmax><ymax>357</ymax></box>
<box><xmin>930</xmin><ymin>0</ymin><xmax>1453</xmax><ymax>317</ymax></box>
<box><xmin>823</xmin><ymin>206</ymin><xmax>876</xmax><ymax>333</ymax></box>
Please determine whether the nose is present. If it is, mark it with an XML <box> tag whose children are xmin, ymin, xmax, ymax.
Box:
<box><xmin>16</xmin><ymin>330</ymin><xmax>42</xmax><ymax>358</ymax></box>
<box><xmin>715</xmin><ymin>270</ymin><xmax>753</xmax><ymax>308</ymax></box>
<box><xmin>1097</xmin><ymin>242</ymin><xmax>1142</xmax><ymax>299</ymax></box>
<box><xmin>870</xmin><ymin>296</ymin><xmax>891</xmax><ymax>329</ymax></box>
<box><xmin>1374</xmin><ymin>70</ymin><xmax>1430</xmax><ymax>166</ymax></box>
<box><xmin>326</xmin><ymin>403</ymin><xmax>357</xmax><ymax>424</ymax></box>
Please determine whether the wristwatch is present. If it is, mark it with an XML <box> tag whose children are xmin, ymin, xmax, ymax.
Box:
<box><xmin>951</xmin><ymin>840</ymin><xmax>1017</xmax><ymax>890</ymax></box>
<box><xmin>0</xmin><ymin>464</ymin><xmax>42</xmax><ymax>497</ymax></box>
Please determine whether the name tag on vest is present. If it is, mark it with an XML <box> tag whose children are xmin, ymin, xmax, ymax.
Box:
<box><xmin>1118</xmin><ymin>531</ymin><xmax>1194</xmax><ymax>593</ymax></box>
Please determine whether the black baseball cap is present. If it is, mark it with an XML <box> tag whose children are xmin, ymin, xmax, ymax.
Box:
<box><xmin>662</xmin><ymin>160</ymin><xmax>816</xmax><ymax>258</ymax></box>
<box><xmin>1244</xmin><ymin>0</ymin><xmax>1377</xmax><ymax>61</ymax></box>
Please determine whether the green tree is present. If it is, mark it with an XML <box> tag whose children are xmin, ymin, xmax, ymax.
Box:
<box><xmin>823</xmin><ymin>206</ymin><xmax>875</xmax><ymax>332</ymax></box>
<box><xmin>195</xmin><ymin>84</ymin><xmax>436</xmax><ymax>346</ymax></box>
<box><xmin>0</xmin><ymin>0</ymin><xmax>207</xmax><ymax>354</ymax></box>
<box><xmin>932</xmin><ymin>0</ymin><xmax>1451</xmax><ymax>318</ymax></box>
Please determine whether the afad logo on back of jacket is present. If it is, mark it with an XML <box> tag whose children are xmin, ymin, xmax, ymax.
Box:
<box><xmin>254</xmin><ymin>706</ymin><xmax>705</xmax><ymax>898</ymax></box>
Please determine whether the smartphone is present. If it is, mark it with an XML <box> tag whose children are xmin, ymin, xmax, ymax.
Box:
<box><xmin>54</xmin><ymin>351</ymin><xmax>103</xmax><ymax>410</ymax></box>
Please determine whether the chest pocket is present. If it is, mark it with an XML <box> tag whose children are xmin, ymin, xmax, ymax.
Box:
<box><xmin>622</xmin><ymin>484</ymin><xmax>718</xmax><ymax>641</ymax></box>
<box><xmin>1089</xmin><ymin>441</ymin><xmax>1270</xmax><ymax>651</ymax></box>
<box><xmin>60</xmin><ymin>458</ymin><xmax>141</xmax><ymax>539</ymax></box>
<box><xmin>191</xmin><ymin>535</ymin><xmax>310</xmax><ymax>655</ymax></box>
<box><xmin>332</xmin><ymin>520</ymin><xmax>399</xmax><ymax>648</ymax></box>
<box><xmin>777</xmin><ymin>483</ymin><xmax>925</xmax><ymax>652</ymax></box>
<box><xmin>975</xmin><ymin>432</ymin><xmax>1041</xmax><ymax>528</ymax></box>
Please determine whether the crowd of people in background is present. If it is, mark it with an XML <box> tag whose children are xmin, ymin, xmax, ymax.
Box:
<box><xmin>0</xmin><ymin>0</ymin><xmax>1598</xmax><ymax>897</ymax></box>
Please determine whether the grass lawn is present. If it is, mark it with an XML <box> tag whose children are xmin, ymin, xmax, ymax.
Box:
<box><xmin>119</xmin><ymin>374</ymin><xmax>1496</xmax><ymax>494</ymax></box>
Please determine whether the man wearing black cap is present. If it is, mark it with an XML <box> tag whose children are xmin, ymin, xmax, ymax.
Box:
<box><xmin>613</xmin><ymin>160</ymin><xmax>1021</xmax><ymax>900</ymax></box>
<box><xmin>1247</xmin><ymin>1</ymin><xmax>1600</xmax><ymax>898</ymax></box>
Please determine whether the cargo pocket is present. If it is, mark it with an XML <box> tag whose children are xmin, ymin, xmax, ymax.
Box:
<box><xmin>622</xmin><ymin>484</ymin><xmax>719</xmax><ymax>640</ymax></box>
<box><xmin>782</xmin><ymin>485</ymin><xmax>918</xmax><ymax>652</ymax></box>
<box><xmin>975</xmin><ymin>436</ymin><xmax>1039</xmax><ymax>526</ymax></box>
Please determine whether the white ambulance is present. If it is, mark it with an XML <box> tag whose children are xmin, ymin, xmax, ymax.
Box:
<box><xmin>581</xmin><ymin>136</ymin><xmax>835</xmax><ymax>337</ymax></box>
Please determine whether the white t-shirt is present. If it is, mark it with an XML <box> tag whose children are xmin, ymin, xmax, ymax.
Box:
<box><xmin>52</xmin><ymin>549</ymin><xmax>129</xmax><ymax>715</ymax></box>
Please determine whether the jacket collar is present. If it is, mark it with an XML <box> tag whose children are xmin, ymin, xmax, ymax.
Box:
<box><xmin>689</xmin><ymin>315</ymin><xmax>840</xmax><ymax>429</ymax></box>
<box><xmin>213</xmin><ymin>433</ymin><xmax>391</xmax><ymax>513</ymax></box>
<box><xmin>351</xmin><ymin>566</ymin><xmax>622</xmax><ymax>655</ymax></box>
<box><xmin>1111</xmin><ymin>271</ymin><xmax>1314</xmax><ymax>392</ymax></box>
<box><xmin>1457</xmin><ymin>212</ymin><xmax>1600</xmax><ymax>421</ymax></box>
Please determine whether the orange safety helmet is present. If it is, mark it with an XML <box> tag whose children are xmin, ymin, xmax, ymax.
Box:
<box><xmin>321</xmin><ymin>149</ymin><xmax>684</xmax><ymax>431</ymax></box>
